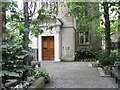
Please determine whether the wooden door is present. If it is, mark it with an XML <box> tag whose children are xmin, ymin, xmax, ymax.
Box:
<box><xmin>42</xmin><ymin>36</ymin><xmax>54</xmax><ymax>60</ymax></box>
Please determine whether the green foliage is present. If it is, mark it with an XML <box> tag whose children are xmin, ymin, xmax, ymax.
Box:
<box><xmin>32</xmin><ymin>67</ymin><xmax>51</xmax><ymax>83</ymax></box>
<box><xmin>37</xmin><ymin>8</ymin><xmax>56</xmax><ymax>20</ymax></box>
<box><xmin>75</xmin><ymin>48</ymin><xmax>118</xmax><ymax>66</ymax></box>
<box><xmin>31</xmin><ymin>28</ymin><xmax>44</xmax><ymax>37</ymax></box>
<box><xmin>65</xmin><ymin>2</ymin><xmax>100</xmax><ymax>31</ymax></box>
<box><xmin>110</xmin><ymin>20</ymin><xmax>119</xmax><ymax>34</ymax></box>
<box><xmin>1</xmin><ymin>29</ymin><xmax>33</xmax><ymax>83</ymax></box>
<box><xmin>11</xmin><ymin>76</ymin><xmax>35</xmax><ymax>89</ymax></box>
<box><xmin>94</xmin><ymin>49</ymin><xmax>118</xmax><ymax>66</ymax></box>
<box><xmin>111</xmin><ymin>49</ymin><xmax>118</xmax><ymax>54</ymax></box>
<box><xmin>96</xmin><ymin>2</ymin><xmax>119</xmax><ymax>39</ymax></box>
<box><xmin>99</xmin><ymin>53</ymin><xmax>117</xmax><ymax>66</ymax></box>
<box><xmin>65</xmin><ymin>2</ymin><xmax>119</xmax><ymax>41</ymax></box>
<box><xmin>11</xmin><ymin>67</ymin><xmax>51</xmax><ymax>89</ymax></box>
<box><xmin>94</xmin><ymin>49</ymin><xmax>106</xmax><ymax>61</ymax></box>
<box><xmin>46</xmin><ymin>26</ymin><xmax>53</xmax><ymax>30</ymax></box>
<box><xmin>96</xmin><ymin>26</ymin><xmax>105</xmax><ymax>38</ymax></box>
<box><xmin>4</xmin><ymin>2</ymin><xmax>56</xmax><ymax>39</ymax></box>
<box><xmin>0</xmin><ymin>71</ymin><xmax>19</xmax><ymax>77</ymax></box>
<box><xmin>1</xmin><ymin>1</ymin><xmax>55</xmax><ymax>86</ymax></box>
<box><xmin>75</xmin><ymin>49</ymin><xmax>96</xmax><ymax>61</ymax></box>
<box><xmin>0</xmin><ymin>2</ymin><xmax>18</xmax><ymax>11</ymax></box>
<box><xmin>96</xmin><ymin>20</ymin><xmax>119</xmax><ymax>39</ymax></box>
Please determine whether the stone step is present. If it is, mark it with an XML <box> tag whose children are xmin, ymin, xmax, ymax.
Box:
<box><xmin>97</xmin><ymin>67</ymin><xmax>106</xmax><ymax>77</ymax></box>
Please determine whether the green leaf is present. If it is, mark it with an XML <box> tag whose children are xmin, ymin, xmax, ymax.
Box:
<box><xmin>31</xmin><ymin>20</ymin><xmax>37</xmax><ymax>25</ymax></box>
<box><xmin>50</xmin><ymin>15</ymin><xmax>56</xmax><ymax>20</ymax></box>
<box><xmin>0</xmin><ymin>71</ymin><xmax>19</xmax><ymax>77</ymax></box>
<box><xmin>22</xmin><ymin>49</ymin><xmax>29</xmax><ymax>53</ymax></box>
<box><xmin>38</xmin><ymin>29</ymin><xmax>44</xmax><ymax>34</ymax></box>
<box><xmin>37</xmin><ymin>14</ymin><xmax>46</xmax><ymax>20</ymax></box>
<box><xmin>23</xmin><ymin>66</ymin><xmax>32</xmax><ymax>71</ymax></box>
<box><xmin>9</xmin><ymin>72</ymin><xmax>19</xmax><ymax>76</ymax></box>
<box><xmin>38</xmin><ymin>9</ymin><xmax>45</xmax><ymax>14</ymax></box>
<box><xmin>0</xmin><ymin>71</ymin><xmax>9</xmax><ymax>77</ymax></box>
<box><xmin>46</xmin><ymin>26</ymin><xmax>53</xmax><ymax>30</ymax></box>
<box><xmin>15</xmin><ymin>55</ymin><xmax>26</xmax><ymax>59</ymax></box>
<box><xmin>15</xmin><ymin>69</ymin><xmax>26</xmax><ymax>73</ymax></box>
<box><xmin>11</xmin><ymin>14</ymin><xmax>20</xmax><ymax>20</ymax></box>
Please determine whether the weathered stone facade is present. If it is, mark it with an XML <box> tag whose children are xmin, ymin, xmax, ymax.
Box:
<box><xmin>29</xmin><ymin>2</ymin><xmax>101</xmax><ymax>62</ymax></box>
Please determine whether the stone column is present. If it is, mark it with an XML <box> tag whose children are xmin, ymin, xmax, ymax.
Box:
<box><xmin>55</xmin><ymin>31</ymin><xmax>60</xmax><ymax>62</ymax></box>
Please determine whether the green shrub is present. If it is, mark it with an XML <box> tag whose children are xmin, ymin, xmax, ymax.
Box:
<box><xmin>75</xmin><ymin>48</ymin><xmax>118</xmax><ymax>66</ymax></box>
<box><xmin>1</xmin><ymin>29</ymin><xmax>33</xmax><ymax>84</ymax></box>
<box><xmin>95</xmin><ymin>49</ymin><xmax>106</xmax><ymax>61</ymax></box>
<box><xmin>75</xmin><ymin>49</ymin><xmax>96</xmax><ymax>61</ymax></box>
<box><xmin>32</xmin><ymin>67</ymin><xmax>51</xmax><ymax>83</ymax></box>
<box><xmin>99</xmin><ymin>57</ymin><xmax>115</xmax><ymax>66</ymax></box>
<box><xmin>98</xmin><ymin>51</ymin><xmax>117</xmax><ymax>66</ymax></box>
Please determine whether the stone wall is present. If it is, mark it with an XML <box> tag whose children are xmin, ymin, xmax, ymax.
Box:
<box><xmin>58</xmin><ymin>3</ymin><xmax>75</xmax><ymax>61</ymax></box>
<box><xmin>61</xmin><ymin>27</ymin><xmax>75</xmax><ymax>61</ymax></box>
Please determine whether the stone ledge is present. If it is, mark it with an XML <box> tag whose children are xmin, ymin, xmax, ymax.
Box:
<box><xmin>28</xmin><ymin>77</ymin><xmax>45</xmax><ymax>89</ymax></box>
<box><xmin>97</xmin><ymin>67</ymin><xmax>111</xmax><ymax>77</ymax></box>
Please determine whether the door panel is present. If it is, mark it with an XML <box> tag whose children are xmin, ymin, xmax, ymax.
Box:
<box><xmin>42</xmin><ymin>36</ymin><xmax>54</xmax><ymax>60</ymax></box>
<box><xmin>49</xmin><ymin>37</ymin><xmax>54</xmax><ymax>60</ymax></box>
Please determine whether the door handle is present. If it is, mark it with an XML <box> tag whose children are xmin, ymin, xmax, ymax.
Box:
<box><xmin>43</xmin><ymin>48</ymin><xmax>47</xmax><ymax>49</ymax></box>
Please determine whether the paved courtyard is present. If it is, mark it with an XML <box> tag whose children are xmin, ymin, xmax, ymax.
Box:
<box><xmin>41</xmin><ymin>61</ymin><xmax>118</xmax><ymax>88</ymax></box>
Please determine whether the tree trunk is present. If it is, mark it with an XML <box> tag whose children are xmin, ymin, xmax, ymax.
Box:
<box><xmin>118</xmin><ymin>2</ymin><xmax>120</xmax><ymax>56</ymax></box>
<box><xmin>23</xmin><ymin>2</ymin><xmax>29</xmax><ymax>64</ymax></box>
<box><xmin>103</xmin><ymin>2</ymin><xmax>111</xmax><ymax>56</ymax></box>
<box><xmin>22</xmin><ymin>2</ymin><xmax>30</xmax><ymax>79</ymax></box>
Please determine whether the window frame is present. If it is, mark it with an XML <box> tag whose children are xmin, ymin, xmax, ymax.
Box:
<box><xmin>79</xmin><ymin>31</ymin><xmax>89</xmax><ymax>45</ymax></box>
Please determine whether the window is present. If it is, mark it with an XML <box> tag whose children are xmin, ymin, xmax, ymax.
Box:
<box><xmin>79</xmin><ymin>32</ymin><xmax>89</xmax><ymax>44</ymax></box>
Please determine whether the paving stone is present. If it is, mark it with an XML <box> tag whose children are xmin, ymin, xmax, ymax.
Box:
<box><xmin>41</xmin><ymin>61</ymin><xmax>118</xmax><ymax>88</ymax></box>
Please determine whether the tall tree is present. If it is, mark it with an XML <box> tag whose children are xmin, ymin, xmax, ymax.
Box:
<box><xmin>103</xmin><ymin>2</ymin><xmax>111</xmax><ymax>56</ymax></box>
<box><xmin>22</xmin><ymin>2</ymin><xmax>30</xmax><ymax>79</ymax></box>
<box><xmin>118</xmin><ymin>1</ymin><xmax>120</xmax><ymax>56</ymax></box>
<box><xmin>23</xmin><ymin>2</ymin><xmax>29</xmax><ymax>64</ymax></box>
<box><xmin>0</xmin><ymin>1</ymin><xmax>57</xmax><ymax>84</ymax></box>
